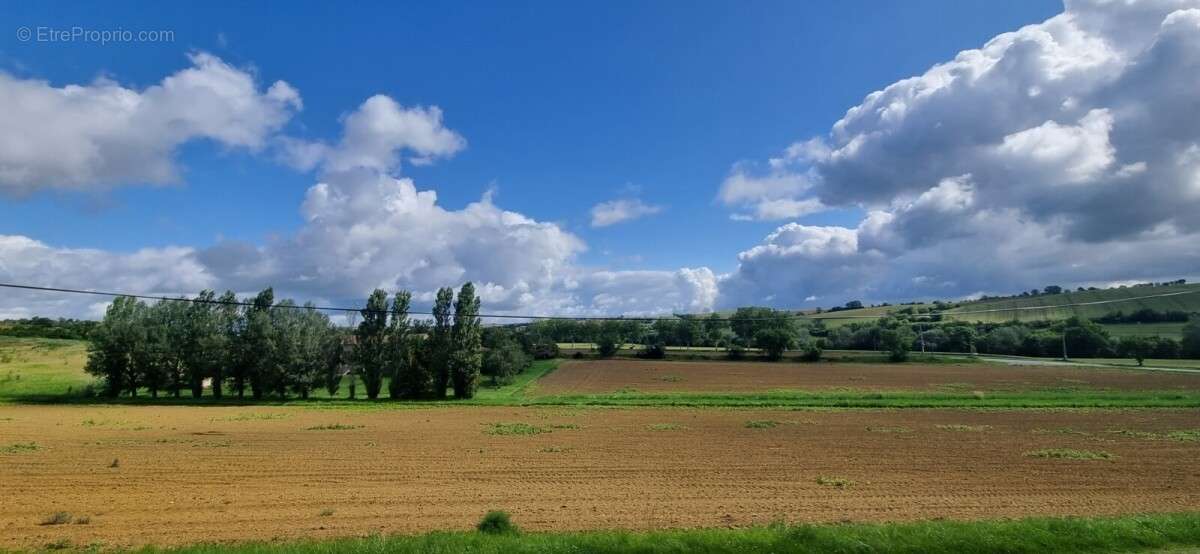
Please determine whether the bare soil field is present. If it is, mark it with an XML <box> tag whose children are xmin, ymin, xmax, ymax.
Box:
<box><xmin>536</xmin><ymin>359</ymin><xmax>1200</xmax><ymax>394</ymax></box>
<box><xmin>2</xmin><ymin>405</ymin><xmax>1199</xmax><ymax>549</ymax></box>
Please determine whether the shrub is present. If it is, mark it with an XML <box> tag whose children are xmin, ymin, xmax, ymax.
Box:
<box><xmin>880</xmin><ymin>325</ymin><xmax>915</xmax><ymax>362</ymax></box>
<box><xmin>639</xmin><ymin>341</ymin><xmax>667</xmax><ymax>359</ymax></box>
<box><xmin>799</xmin><ymin>343</ymin><xmax>823</xmax><ymax>362</ymax></box>
<box><xmin>529</xmin><ymin>340</ymin><xmax>560</xmax><ymax>360</ymax></box>
<box><xmin>477</xmin><ymin>510</ymin><xmax>518</xmax><ymax>534</ymax></box>
<box><xmin>482</xmin><ymin>341</ymin><xmax>531</xmax><ymax>386</ymax></box>
<box><xmin>753</xmin><ymin>328</ymin><xmax>796</xmax><ymax>361</ymax></box>
<box><xmin>597</xmin><ymin>335</ymin><xmax>619</xmax><ymax>358</ymax></box>
<box><xmin>726</xmin><ymin>345</ymin><xmax>746</xmax><ymax>360</ymax></box>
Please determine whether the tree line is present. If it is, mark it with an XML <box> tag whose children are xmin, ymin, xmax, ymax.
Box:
<box><xmin>84</xmin><ymin>283</ymin><xmax>507</xmax><ymax>400</ymax></box>
<box><xmin>520</xmin><ymin>308</ymin><xmax>1200</xmax><ymax>363</ymax></box>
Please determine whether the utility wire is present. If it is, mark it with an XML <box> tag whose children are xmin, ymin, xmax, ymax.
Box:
<box><xmin>1</xmin><ymin>281</ymin><xmax>1195</xmax><ymax>323</ymax></box>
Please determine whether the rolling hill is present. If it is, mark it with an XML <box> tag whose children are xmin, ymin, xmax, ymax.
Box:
<box><xmin>941</xmin><ymin>282</ymin><xmax>1200</xmax><ymax>323</ymax></box>
<box><xmin>801</xmin><ymin>282</ymin><xmax>1200</xmax><ymax>337</ymax></box>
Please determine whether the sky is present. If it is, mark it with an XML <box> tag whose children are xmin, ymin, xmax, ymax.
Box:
<box><xmin>1</xmin><ymin>0</ymin><xmax>1198</xmax><ymax>319</ymax></box>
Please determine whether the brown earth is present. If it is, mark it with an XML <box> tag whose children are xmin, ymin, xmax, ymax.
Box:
<box><xmin>535</xmin><ymin>359</ymin><xmax>1200</xmax><ymax>394</ymax></box>
<box><xmin>2</xmin><ymin>405</ymin><xmax>1199</xmax><ymax>549</ymax></box>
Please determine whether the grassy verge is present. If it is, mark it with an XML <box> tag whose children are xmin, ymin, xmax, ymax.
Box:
<box><xmin>474</xmin><ymin>359</ymin><xmax>559</xmax><ymax>401</ymax></box>
<box><xmin>525</xmin><ymin>390</ymin><xmax>1200</xmax><ymax>409</ymax></box>
<box><xmin>127</xmin><ymin>512</ymin><xmax>1200</xmax><ymax>554</ymax></box>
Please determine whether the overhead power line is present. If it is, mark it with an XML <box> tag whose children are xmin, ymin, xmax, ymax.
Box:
<box><xmin>0</xmin><ymin>282</ymin><xmax>804</xmax><ymax>322</ymax></box>
<box><xmin>1</xmin><ymin>281</ymin><xmax>1195</xmax><ymax>323</ymax></box>
<box><xmin>936</xmin><ymin>288</ymin><xmax>1200</xmax><ymax>315</ymax></box>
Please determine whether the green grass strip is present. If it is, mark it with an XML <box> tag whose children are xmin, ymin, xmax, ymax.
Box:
<box><xmin>129</xmin><ymin>512</ymin><xmax>1200</xmax><ymax>554</ymax></box>
<box><xmin>525</xmin><ymin>390</ymin><xmax>1200</xmax><ymax>409</ymax></box>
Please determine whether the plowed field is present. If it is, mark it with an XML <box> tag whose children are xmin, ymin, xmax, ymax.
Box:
<box><xmin>535</xmin><ymin>359</ymin><xmax>1200</xmax><ymax>394</ymax></box>
<box><xmin>2</xmin><ymin>405</ymin><xmax>1199</xmax><ymax>548</ymax></box>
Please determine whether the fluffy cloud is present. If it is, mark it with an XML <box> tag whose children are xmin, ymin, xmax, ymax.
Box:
<box><xmin>720</xmin><ymin>0</ymin><xmax>1200</xmax><ymax>307</ymax></box>
<box><xmin>717</xmin><ymin>167</ymin><xmax>825</xmax><ymax>221</ymax></box>
<box><xmin>0</xmin><ymin>235</ymin><xmax>214</xmax><ymax>319</ymax></box>
<box><xmin>589</xmin><ymin>198</ymin><xmax>663</xmax><ymax>227</ymax></box>
<box><xmin>0</xmin><ymin>90</ymin><xmax>717</xmax><ymax>319</ymax></box>
<box><xmin>0</xmin><ymin>52</ymin><xmax>300</xmax><ymax>195</ymax></box>
<box><xmin>280</xmin><ymin>95</ymin><xmax>465</xmax><ymax>172</ymax></box>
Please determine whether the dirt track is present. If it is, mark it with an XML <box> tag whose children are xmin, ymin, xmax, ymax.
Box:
<box><xmin>2</xmin><ymin>405</ymin><xmax>1199</xmax><ymax>548</ymax></box>
<box><xmin>535</xmin><ymin>359</ymin><xmax>1200</xmax><ymax>394</ymax></box>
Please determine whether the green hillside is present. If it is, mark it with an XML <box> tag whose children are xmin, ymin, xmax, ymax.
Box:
<box><xmin>806</xmin><ymin>304</ymin><xmax>931</xmax><ymax>328</ymax></box>
<box><xmin>942</xmin><ymin>282</ymin><xmax>1200</xmax><ymax>324</ymax></box>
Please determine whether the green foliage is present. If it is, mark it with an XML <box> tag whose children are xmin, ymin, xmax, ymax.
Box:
<box><xmin>1184</xmin><ymin>316</ymin><xmax>1200</xmax><ymax>358</ymax></box>
<box><xmin>725</xmin><ymin>345</ymin><xmax>746</xmax><ymax>360</ymax></box>
<box><xmin>131</xmin><ymin>512</ymin><xmax>1200</xmax><ymax>554</ymax></box>
<box><xmin>596</xmin><ymin>335</ymin><xmax>619</xmax><ymax>357</ymax></box>
<box><xmin>1117</xmin><ymin>335</ymin><xmax>1155</xmax><ymax>366</ymax></box>
<box><xmin>753</xmin><ymin>328</ymin><xmax>795</xmax><ymax>361</ymax></box>
<box><xmin>0</xmin><ymin>317</ymin><xmax>96</xmax><ymax>340</ymax></box>
<box><xmin>388</xmin><ymin>291</ymin><xmax>430</xmax><ymax>399</ymax></box>
<box><xmin>730</xmin><ymin>307</ymin><xmax>795</xmax><ymax>345</ymax></box>
<box><xmin>431</xmin><ymin>287</ymin><xmax>455</xmax><ymax>398</ymax></box>
<box><xmin>638</xmin><ymin>341</ymin><xmax>667</xmax><ymax>359</ymax></box>
<box><xmin>879</xmin><ymin>320</ymin><xmax>915</xmax><ymax>362</ymax></box>
<box><xmin>476</xmin><ymin>510</ymin><xmax>518</xmax><ymax>535</ymax></box>
<box><xmin>799</xmin><ymin>342</ymin><xmax>823</xmax><ymax>362</ymax></box>
<box><xmin>483</xmin><ymin>340</ymin><xmax>531</xmax><ymax>386</ymax></box>
<box><xmin>355</xmin><ymin>289</ymin><xmax>390</xmax><ymax>400</ymax></box>
<box><xmin>451</xmin><ymin>283</ymin><xmax>483</xmax><ymax>399</ymax></box>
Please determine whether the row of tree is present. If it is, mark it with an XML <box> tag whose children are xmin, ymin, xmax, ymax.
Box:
<box><xmin>85</xmin><ymin>283</ymin><xmax>491</xmax><ymax>400</ymax></box>
<box><xmin>823</xmin><ymin>316</ymin><xmax>1200</xmax><ymax>361</ymax></box>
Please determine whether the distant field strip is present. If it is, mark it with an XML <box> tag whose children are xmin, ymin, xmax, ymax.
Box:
<box><xmin>944</xmin><ymin>283</ymin><xmax>1200</xmax><ymax>323</ymax></box>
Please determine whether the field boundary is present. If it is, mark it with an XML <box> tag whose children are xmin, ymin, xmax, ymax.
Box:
<box><xmin>121</xmin><ymin>512</ymin><xmax>1200</xmax><ymax>554</ymax></box>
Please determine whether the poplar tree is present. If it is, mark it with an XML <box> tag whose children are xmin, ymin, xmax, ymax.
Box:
<box><xmin>355</xmin><ymin>289</ymin><xmax>390</xmax><ymax>399</ymax></box>
<box><xmin>431</xmin><ymin>287</ymin><xmax>454</xmax><ymax>398</ymax></box>
<box><xmin>450</xmin><ymin>282</ymin><xmax>482</xmax><ymax>399</ymax></box>
<box><xmin>386</xmin><ymin>291</ymin><xmax>416</xmax><ymax>399</ymax></box>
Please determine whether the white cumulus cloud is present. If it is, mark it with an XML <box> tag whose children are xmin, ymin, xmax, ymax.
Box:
<box><xmin>0</xmin><ymin>52</ymin><xmax>301</xmax><ymax>196</ymax></box>
<box><xmin>589</xmin><ymin>198</ymin><xmax>663</xmax><ymax>227</ymax></box>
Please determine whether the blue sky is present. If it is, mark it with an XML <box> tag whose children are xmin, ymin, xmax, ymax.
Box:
<box><xmin>1</xmin><ymin>1</ymin><xmax>1058</xmax><ymax>273</ymax></box>
<box><xmin>2</xmin><ymin>0</ymin><xmax>1197</xmax><ymax>318</ymax></box>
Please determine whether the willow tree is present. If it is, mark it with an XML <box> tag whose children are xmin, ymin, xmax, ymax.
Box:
<box><xmin>450</xmin><ymin>282</ymin><xmax>482</xmax><ymax>399</ymax></box>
